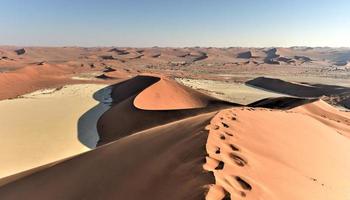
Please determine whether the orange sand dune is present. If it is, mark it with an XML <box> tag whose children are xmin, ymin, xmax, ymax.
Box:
<box><xmin>205</xmin><ymin>103</ymin><xmax>350</xmax><ymax>199</ymax></box>
<box><xmin>134</xmin><ymin>76</ymin><xmax>217</xmax><ymax>110</ymax></box>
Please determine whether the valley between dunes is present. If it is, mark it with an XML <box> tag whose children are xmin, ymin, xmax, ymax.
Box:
<box><xmin>0</xmin><ymin>75</ymin><xmax>349</xmax><ymax>200</ymax></box>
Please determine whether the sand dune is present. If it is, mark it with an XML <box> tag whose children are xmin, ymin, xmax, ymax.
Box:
<box><xmin>204</xmin><ymin>103</ymin><xmax>350</xmax><ymax>199</ymax></box>
<box><xmin>97</xmin><ymin>75</ymin><xmax>234</xmax><ymax>145</ymax></box>
<box><xmin>0</xmin><ymin>64</ymin><xmax>78</xmax><ymax>100</ymax></box>
<box><xmin>134</xmin><ymin>76</ymin><xmax>216</xmax><ymax>110</ymax></box>
<box><xmin>0</xmin><ymin>112</ymin><xmax>217</xmax><ymax>200</ymax></box>
<box><xmin>0</xmin><ymin>73</ymin><xmax>349</xmax><ymax>200</ymax></box>
<box><xmin>0</xmin><ymin>75</ymin><xmax>231</xmax><ymax>199</ymax></box>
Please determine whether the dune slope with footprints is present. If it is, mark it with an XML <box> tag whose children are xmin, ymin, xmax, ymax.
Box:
<box><xmin>204</xmin><ymin>104</ymin><xmax>350</xmax><ymax>200</ymax></box>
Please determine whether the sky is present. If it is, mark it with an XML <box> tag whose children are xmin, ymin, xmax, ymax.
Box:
<box><xmin>0</xmin><ymin>0</ymin><xmax>349</xmax><ymax>47</ymax></box>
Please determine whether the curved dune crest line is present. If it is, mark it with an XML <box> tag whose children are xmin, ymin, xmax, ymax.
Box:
<box><xmin>97</xmin><ymin>75</ymin><xmax>236</xmax><ymax>145</ymax></box>
<box><xmin>133</xmin><ymin>77</ymin><xmax>216</xmax><ymax>110</ymax></box>
<box><xmin>204</xmin><ymin>103</ymin><xmax>350</xmax><ymax>200</ymax></box>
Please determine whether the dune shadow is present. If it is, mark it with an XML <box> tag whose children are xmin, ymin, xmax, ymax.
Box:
<box><xmin>77</xmin><ymin>85</ymin><xmax>113</xmax><ymax>148</ymax></box>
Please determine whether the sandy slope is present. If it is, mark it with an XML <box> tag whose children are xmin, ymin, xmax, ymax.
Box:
<box><xmin>134</xmin><ymin>77</ymin><xmax>216</xmax><ymax>110</ymax></box>
<box><xmin>0</xmin><ymin>84</ymin><xmax>109</xmax><ymax>179</ymax></box>
<box><xmin>292</xmin><ymin>100</ymin><xmax>350</xmax><ymax>137</ymax></box>
<box><xmin>204</xmin><ymin>102</ymin><xmax>350</xmax><ymax>199</ymax></box>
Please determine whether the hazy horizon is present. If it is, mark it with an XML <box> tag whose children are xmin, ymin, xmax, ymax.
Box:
<box><xmin>1</xmin><ymin>0</ymin><xmax>350</xmax><ymax>47</ymax></box>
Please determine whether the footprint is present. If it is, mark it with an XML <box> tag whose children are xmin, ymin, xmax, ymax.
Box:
<box><xmin>229</xmin><ymin>144</ymin><xmax>239</xmax><ymax>151</ymax></box>
<box><xmin>222</xmin><ymin>122</ymin><xmax>229</xmax><ymax>128</ymax></box>
<box><xmin>215</xmin><ymin>161</ymin><xmax>225</xmax><ymax>170</ymax></box>
<box><xmin>225</xmin><ymin>132</ymin><xmax>233</xmax><ymax>137</ymax></box>
<box><xmin>213</xmin><ymin>125</ymin><xmax>220</xmax><ymax>130</ymax></box>
<box><xmin>235</xmin><ymin>176</ymin><xmax>252</xmax><ymax>191</ymax></box>
<box><xmin>230</xmin><ymin>153</ymin><xmax>247</xmax><ymax>167</ymax></box>
<box><xmin>220</xmin><ymin>134</ymin><xmax>226</xmax><ymax>140</ymax></box>
<box><xmin>222</xmin><ymin>190</ymin><xmax>231</xmax><ymax>200</ymax></box>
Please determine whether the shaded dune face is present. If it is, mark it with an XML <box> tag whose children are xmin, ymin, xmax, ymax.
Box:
<box><xmin>248</xmin><ymin>96</ymin><xmax>318</xmax><ymax>109</ymax></box>
<box><xmin>246</xmin><ymin>76</ymin><xmax>350</xmax><ymax>109</ymax></box>
<box><xmin>246</xmin><ymin>77</ymin><xmax>350</xmax><ymax>97</ymax></box>
<box><xmin>97</xmin><ymin>75</ymin><xmax>235</xmax><ymax>145</ymax></box>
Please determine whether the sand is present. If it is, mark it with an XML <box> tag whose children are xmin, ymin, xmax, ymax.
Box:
<box><xmin>134</xmin><ymin>77</ymin><xmax>216</xmax><ymax>110</ymax></box>
<box><xmin>0</xmin><ymin>74</ymin><xmax>350</xmax><ymax>200</ymax></box>
<box><xmin>176</xmin><ymin>78</ymin><xmax>285</xmax><ymax>104</ymax></box>
<box><xmin>0</xmin><ymin>112</ymin><xmax>216</xmax><ymax>200</ymax></box>
<box><xmin>204</xmin><ymin>103</ymin><xmax>350</xmax><ymax>199</ymax></box>
<box><xmin>97</xmin><ymin>75</ymin><xmax>233</xmax><ymax>145</ymax></box>
<box><xmin>0</xmin><ymin>84</ymin><xmax>109</xmax><ymax>179</ymax></box>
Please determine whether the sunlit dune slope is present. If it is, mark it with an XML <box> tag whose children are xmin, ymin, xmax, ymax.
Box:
<box><xmin>134</xmin><ymin>76</ymin><xmax>216</xmax><ymax>110</ymax></box>
<box><xmin>204</xmin><ymin>101</ymin><xmax>350</xmax><ymax>199</ymax></box>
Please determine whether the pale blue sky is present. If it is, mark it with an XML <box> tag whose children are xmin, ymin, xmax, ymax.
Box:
<box><xmin>0</xmin><ymin>0</ymin><xmax>349</xmax><ymax>47</ymax></box>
